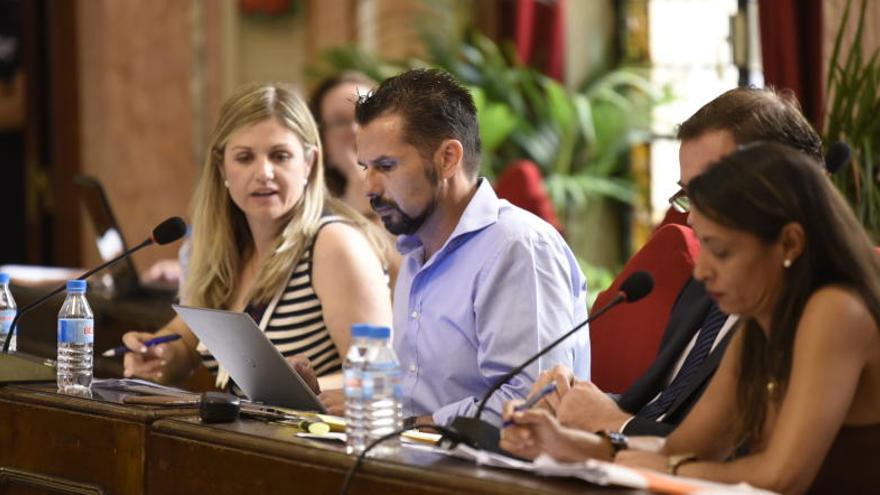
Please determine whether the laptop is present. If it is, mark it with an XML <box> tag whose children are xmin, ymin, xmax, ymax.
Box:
<box><xmin>172</xmin><ymin>304</ymin><xmax>327</xmax><ymax>412</ymax></box>
<box><xmin>74</xmin><ymin>175</ymin><xmax>178</xmax><ymax>300</ymax></box>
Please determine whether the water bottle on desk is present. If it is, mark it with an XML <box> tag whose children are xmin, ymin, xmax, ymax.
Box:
<box><xmin>343</xmin><ymin>324</ymin><xmax>403</xmax><ymax>455</ymax></box>
<box><xmin>0</xmin><ymin>273</ymin><xmax>17</xmax><ymax>352</ymax></box>
<box><xmin>363</xmin><ymin>325</ymin><xmax>403</xmax><ymax>454</ymax></box>
<box><xmin>57</xmin><ymin>280</ymin><xmax>94</xmax><ymax>394</ymax></box>
<box><xmin>344</xmin><ymin>324</ymin><xmax>402</xmax><ymax>455</ymax></box>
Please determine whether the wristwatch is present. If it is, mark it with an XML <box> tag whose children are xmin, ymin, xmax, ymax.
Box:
<box><xmin>595</xmin><ymin>430</ymin><xmax>628</xmax><ymax>456</ymax></box>
<box><xmin>403</xmin><ymin>416</ymin><xmax>420</xmax><ymax>430</ymax></box>
<box><xmin>667</xmin><ymin>453</ymin><xmax>699</xmax><ymax>475</ymax></box>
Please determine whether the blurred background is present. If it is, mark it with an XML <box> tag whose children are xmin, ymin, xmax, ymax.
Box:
<box><xmin>0</xmin><ymin>0</ymin><xmax>877</xmax><ymax>297</ymax></box>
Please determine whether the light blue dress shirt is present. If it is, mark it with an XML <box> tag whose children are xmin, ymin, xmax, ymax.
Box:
<box><xmin>393</xmin><ymin>179</ymin><xmax>590</xmax><ymax>426</ymax></box>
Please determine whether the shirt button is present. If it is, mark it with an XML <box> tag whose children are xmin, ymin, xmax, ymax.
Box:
<box><xmin>409</xmin><ymin>364</ymin><xmax>417</xmax><ymax>373</ymax></box>
<box><xmin>410</xmin><ymin>310</ymin><xmax>419</xmax><ymax>319</ymax></box>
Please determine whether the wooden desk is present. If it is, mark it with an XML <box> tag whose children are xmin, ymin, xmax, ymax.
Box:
<box><xmin>148</xmin><ymin>417</ymin><xmax>634</xmax><ymax>495</ymax></box>
<box><xmin>0</xmin><ymin>384</ymin><xmax>641</xmax><ymax>494</ymax></box>
<box><xmin>0</xmin><ymin>384</ymin><xmax>196</xmax><ymax>494</ymax></box>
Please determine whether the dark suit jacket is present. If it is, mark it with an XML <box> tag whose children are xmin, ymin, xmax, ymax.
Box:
<box><xmin>617</xmin><ymin>277</ymin><xmax>736</xmax><ymax>436</ymax></box>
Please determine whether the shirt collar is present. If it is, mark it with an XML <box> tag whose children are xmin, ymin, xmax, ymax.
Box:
<box><xmin>396</xmin><ymin>178</ymin><xmax>501</xmax><ymax>257</ymax></box>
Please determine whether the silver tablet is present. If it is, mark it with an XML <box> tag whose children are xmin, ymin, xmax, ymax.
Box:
<box><xmin>173</xmin><ymin>304</ymin><xmax>326</xmax><ymax>412</ymax></box>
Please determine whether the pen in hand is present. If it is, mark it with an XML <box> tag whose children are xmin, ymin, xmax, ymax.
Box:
<box><xmin>502</xmin><ymin>382</ymin><xmax>558</xmax><ymax>428</ymax></box>
<box><xmin>102</xmin><ymin>334</ymin><xmax>182</xmax><ymax>357</ymax></box>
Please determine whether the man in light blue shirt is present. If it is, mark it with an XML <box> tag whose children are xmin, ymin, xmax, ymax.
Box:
<box><xmin>354</xmin><ymin>68</ymin><xmax>590</xmax><ymax>427</ymax></box>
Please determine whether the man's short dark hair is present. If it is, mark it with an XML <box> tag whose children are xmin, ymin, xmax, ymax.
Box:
<box><xmin>677</xmin><ymin>87</ymin><xmax>822</xmax><ymax>162</ymax></box>
<box><xmin>355</xmin><ymin>68</ymin><xmax>482</xmax><ymax>178</ymax></box>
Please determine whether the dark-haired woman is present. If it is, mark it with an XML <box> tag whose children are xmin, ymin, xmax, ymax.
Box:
<box><xmin>309</xmin><ymin>71</ymin><xmax>399</xmax><ymax>287</ymax></box>
<box><xmin>503</xmin><ymin>143</ymin><xmax>880</xmax><ymax>494</ymax></box>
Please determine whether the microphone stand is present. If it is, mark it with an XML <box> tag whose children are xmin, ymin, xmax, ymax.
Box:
<box><xmin>0</xmin><ymin>237</ymin><xmax>153</xmax><ymax>383</ymax></box>
<box><xmin>448</xmin><ymin>291</ymin><xmax>629</xmax><ymax>454</ymax></box>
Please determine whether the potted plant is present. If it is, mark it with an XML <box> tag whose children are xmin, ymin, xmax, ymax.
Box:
<box><xmin>824</xmin><ymin>0</ymin><xmax>880</xmax><ymax>239</ymax></box>
<box><xmin>313</xmin><ymin>29</ymin><xmax>662</xmax><ymax>297</ymax></box>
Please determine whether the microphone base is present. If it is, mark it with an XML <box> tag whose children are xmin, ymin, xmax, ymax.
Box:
<box><xmin>449</xmin><ymin>416</ymin><xmax>505</xmax><ymax>455</ymax></box>
<box><xmin>0</xmin><ymin>352</ymin><xmax>56</xmax><ymax>383</ymax></box>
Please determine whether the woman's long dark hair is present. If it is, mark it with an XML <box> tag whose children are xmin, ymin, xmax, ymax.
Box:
<box><xmin>688</xmin><ymin>142</ymin><xmax>880</xmax><ymax>445</ymax></box>
<box><xmin>308</xmin><ymin>71</ymin><xmax>376</xmax><ymax>197</ymax></box>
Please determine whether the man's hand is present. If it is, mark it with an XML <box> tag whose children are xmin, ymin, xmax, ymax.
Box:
<box><xmin>529</xmin><ymin>365</ymin><xmax>575</xmax><ymax>413</ymax></box>
<box><xmin>556</xmin><ymin>380</ymin><xmax>632</xmax><ymax>432</ymax></box>
<box><xmin>318</xmin><ymin>389</ymin><xmax>345</xmax><ymax>416</ymax></box>
<box><xmin>500</xmin><ymin>401</ymin><xmax>597</xmax><ymax>463</ymax></box>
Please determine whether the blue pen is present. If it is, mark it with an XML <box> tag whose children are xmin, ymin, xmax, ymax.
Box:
<box><xmin>502</xmin><ymin>382</ymin><xmax>558</xmax><ymax>428</ymax></box>
<box><xmin>101</xmin><ymin>334</ymin><xmax>182</xmax><ymax>357</ymax></box>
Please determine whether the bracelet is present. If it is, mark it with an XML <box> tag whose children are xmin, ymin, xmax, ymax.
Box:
<box><xmin>594</xmin><ymin>430</ymin><xmax>628</xmax><ymax>457</ymax></box>
<box><xmin>667</xmin><ymin>453</ymin><xmax>698</xmax><ymax>475</ymax></box>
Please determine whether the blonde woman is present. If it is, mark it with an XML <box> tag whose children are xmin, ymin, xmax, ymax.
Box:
<box><xmin>122</xmin><ymin>82</ymin><xmax>392</xmax><ymax>391</ymax></box>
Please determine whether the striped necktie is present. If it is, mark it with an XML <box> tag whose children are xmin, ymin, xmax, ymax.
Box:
<box><xmin>638</xmin><ymin>303</ymin><xmax>728</xmax><ymax>420</ymax></box>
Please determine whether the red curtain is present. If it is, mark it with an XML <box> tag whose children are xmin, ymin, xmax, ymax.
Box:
<box><xmin>758</xmin><ymin>0</ymin><xmax>824</xmax><ymax>127</ymax></box>
<box><xmin>504</xmin><ymin>0</ymin><xmax>566</xmax><ymax>81</ymax></box>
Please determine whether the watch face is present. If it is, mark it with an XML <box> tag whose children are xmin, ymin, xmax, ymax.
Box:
<box><xmin>607</xmin><ymin>431</ymin><xmax>628</xmax><ymax>451</ymax></box>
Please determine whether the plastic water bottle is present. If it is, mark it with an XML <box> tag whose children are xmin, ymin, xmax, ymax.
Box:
<box><xmin>57</xmin><ymin>280</ymin><xmax>94</xmax><ymax>394</ymax></box>
<box><xmin>344</xmin><ymin>324</ymin><xmax>402</xmax><ymax>455</ymax></box>
<box><xmin>0</xmin><ymin>273</ymin><xmax>16</xmax><ymax>352</ymax></box>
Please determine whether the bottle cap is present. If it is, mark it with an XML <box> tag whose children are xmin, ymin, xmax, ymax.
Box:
<box><xmin>66</xmin><ymin>280</ymin><xmax>87</xmax><ymax>292</ymax></box>
<box><xmin>0</xmin><ymin>273</ymin><xmax>9</xmax><ymax>284</ymax></box>
<box><xmin>351</xmin><ymin>324</ymin><xmax>391</xmax><ymax>340</ymax></box>
<box><xmin>351</xmin><ymin>324</ymin><xmax>374</xmax><ymax>338</ymax></box>
<box><xmin>371</xmin><ymin>326</ymin><xmax>391</xmax><ymax>340</ymax></box>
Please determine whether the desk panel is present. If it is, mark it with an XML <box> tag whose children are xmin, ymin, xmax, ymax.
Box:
<box><xmin>0</xmin><ymin>384</ymin><xmax>195</xmax><ymax>494</ymax></box>
<box><xmin>148</xmin><ymin>417</ymin><xmax>631</xmax><ymax>495</ymax></box>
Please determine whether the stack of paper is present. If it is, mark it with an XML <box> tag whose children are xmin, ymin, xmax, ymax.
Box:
<box><xmin>447</xmin><ymin>446</ymin><xmax>778</xmax><ymax>495</ymax></box>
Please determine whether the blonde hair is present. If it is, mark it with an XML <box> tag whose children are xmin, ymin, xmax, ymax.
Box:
<box><xmin>184</xmin><ymin>82</ymin><xmax>389</xmax><ymax>309</ymax></box>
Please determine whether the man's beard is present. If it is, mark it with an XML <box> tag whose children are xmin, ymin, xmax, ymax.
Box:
<box><xmin>370</xmin><ymin>195</ymin><xmax>436</xmax><ymax>235</ymax></box>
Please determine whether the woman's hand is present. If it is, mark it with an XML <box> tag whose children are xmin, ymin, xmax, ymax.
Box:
<box><xmin>122</xmin><ymin>331</ymin><xmax>191</xmax><ymax>383</ymax></box>
<box><xmin>615</xmin><ymin>449</ymin><xmax>669</xmax><ymax>473</ymax></box>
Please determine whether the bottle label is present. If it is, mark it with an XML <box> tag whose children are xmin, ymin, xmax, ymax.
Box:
<box><xmin>0</xmin><ymin>309</ymin><xmax>14</xmax><ymax>337</ymax></box>
<box><xmin>58</xmin><ymin>318</ymin><xmax>94</xmax><ymax>344</ymax></box>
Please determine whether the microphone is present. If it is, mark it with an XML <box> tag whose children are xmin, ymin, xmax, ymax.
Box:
<box><xmin>447</xmin><ymin>271</ymin><xmax>654</xmax><ymax>454</ymax></box>
<box><xmin>825</xmin><ymin>141</ymin><xmax>851</xmax><ymax>175</ymax></box>
<box><xmin>0</xmin><ymin>217</ymin><xmax>187</xmax><ymax>382</ymax></box>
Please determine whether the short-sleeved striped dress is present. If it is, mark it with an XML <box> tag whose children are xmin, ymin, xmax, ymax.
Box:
<box><xmin>199</xmin><ymin>217</ymin><xmax>345</xmax><ymax>387</ymax></box>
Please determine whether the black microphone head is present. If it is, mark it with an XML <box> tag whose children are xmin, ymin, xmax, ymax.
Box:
<box><xmin>620</xmin><ymin>271</ymin><xmax>653</xmax><ymax>302</ymax></box>
<box><xmin>152</xmin><ymin>217</ymin><xmax>187</xmax><ymax>245</ymax></box>
<box><xmin>825</xmin><ymin>141</ymin><xmax>851</xmax><ymax>175</ymax></box>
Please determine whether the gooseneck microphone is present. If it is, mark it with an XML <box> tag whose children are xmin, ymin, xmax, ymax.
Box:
<box><xmin>0</xmin><ymin>217</ymin><xmax>187</xmax><ymax>360</ymax></box>
<box><xmin>448</xmin><ymin>271</ymin><xmax>654</xmax><ymax>453</ymax></box>
<box><xmin>825</xmin><ymin>141</ymin><xmax>851</xmax><ymax>176</ymax></box>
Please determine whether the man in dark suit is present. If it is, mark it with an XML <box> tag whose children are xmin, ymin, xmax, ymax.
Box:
<box><xmin>524</xmin><ymin>87</ymin><xmax>824</xmax><ymax>440</ymax></box>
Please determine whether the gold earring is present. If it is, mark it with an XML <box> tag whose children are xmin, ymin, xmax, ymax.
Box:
<box><xmin>224</xmin><ymin>180</ymin><xmax>229</xmax><ymax>188</ymax></box>
<box><xmin>783</xmin><ymin>259</ymin><xmax>792</xmax><ymax>268</ymax></box>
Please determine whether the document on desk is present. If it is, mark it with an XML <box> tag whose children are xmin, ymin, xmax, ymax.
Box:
<box><xmin>447</xmin><ymin>446</ymin><xmax>778</xmax><ymax>495</ymax></box>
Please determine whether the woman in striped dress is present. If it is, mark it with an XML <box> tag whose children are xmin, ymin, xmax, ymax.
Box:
<box><xmin>121</xmin><ymin>82</ymin><xmax>392</xmax><ymax>391</ymax></box>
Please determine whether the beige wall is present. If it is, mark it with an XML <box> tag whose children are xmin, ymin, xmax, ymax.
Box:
<box><xmin>72</xmin><ymin>0</ymin><xmax>446</xmax><ymax>272</ymax></box>
<box><xmin>76</xmin><ymin>0</ymin><xmax>208</xmax><ymax>271</ymax></box>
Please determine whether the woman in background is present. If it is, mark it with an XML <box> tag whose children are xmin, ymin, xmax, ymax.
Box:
<box><xmin>309</xmin><ymin>71</ymin><xmax>375</xmax><ymax>216</ymax></box>
<box><xmin>123</xmin><ymin>82</ymin><xmax>392</xmax><ymax>392</ymax></box>
<box><xmin>310</xmin><ymin>72</ymin><xmax>400</xmax><ymax>286</ymax></box>
<box><xmin>502</xmin><ymin>143</ymin><xmax>880</xmax><ymax>494</ymax></box>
